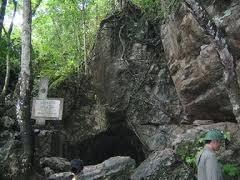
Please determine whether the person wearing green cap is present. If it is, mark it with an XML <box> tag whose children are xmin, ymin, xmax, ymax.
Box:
<box><xmin>196</xmin><ymin>129</ymin><xmax>225</xmax><ymax>180</ymax></box>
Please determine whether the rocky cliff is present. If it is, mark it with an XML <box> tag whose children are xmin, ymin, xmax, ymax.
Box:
<box><xmin>88</xmin><ymin>0</ymin><xmax>240</xmax><ymax>150</ymax></box>
<box><xmin>1</xmin><ymin>0</ymin><xmax>240</xmax><ymax>179</ymax></box>
<box><xmin>87</xmin><ymin>0</ymin><xmax>240</xmax><ymax>179</ymax></box>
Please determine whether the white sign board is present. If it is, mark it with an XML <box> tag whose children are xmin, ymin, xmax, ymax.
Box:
<box><xmin>31</xmin><ymin>98</ymin><xmax>64</xmax><ymax>120</ymax></box>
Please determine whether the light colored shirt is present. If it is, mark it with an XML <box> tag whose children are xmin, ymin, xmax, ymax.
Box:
<box><xmin>196</xmin><ymin>147</ymin><xmax>223</xmax><ymax>180</ymax></box>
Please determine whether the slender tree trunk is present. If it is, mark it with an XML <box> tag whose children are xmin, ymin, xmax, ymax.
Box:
<box><xmin>95</xmin><ymin>3</ymin><xmax>99</xmax><ymax>26</ymax></box>
<box><xmin>0</xmin><ymin>50</ymin><xmax>10</xmax><ymax>99</ymax></box>
<box><xmin>74</xmin><ymin>24</ymin><xmax>81</xmax><ymax>75</ymax></box>
<box><xmin>82</xmin><ymin>0</ymin><xmax>87</xmax><ymax>74</ymax></box>
<box><xmin>111</xmin><ymin>0</ymin><xmax>116</xmax><ymax>12</ymax></box>
<box><xmin>116</xmin><ymin>0</ymin><xmax>128</xmax><ymax>10</ymax></box>
<box><xmin>0</xmin><ymin>0</ymin><xmax>7</xmax><ymax>39</ymax></box>
<box><xmin>16</xmin><ymin>0</ymin><xmax>33</xmax><ymax>179</ymax></box>
<box><xmin>83</xmin><ymin>21</ymin><xmax>87</xmax><ymax>73</ymax></box>
<box><xmin>0</xmin><ymin>0</ymin><xmax>17</xmax><ymax>103</ymax></box>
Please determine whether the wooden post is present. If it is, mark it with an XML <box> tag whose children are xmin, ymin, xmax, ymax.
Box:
<box><xmin>36</xmin><ymin>77</ymin><xmax>49</xmax><ymax>125</ymax></box>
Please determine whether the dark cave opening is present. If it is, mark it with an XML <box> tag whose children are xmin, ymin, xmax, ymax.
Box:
<box><xmin>63</xmin><ymin>112</ymin><xmax>146</xmax><ymax>166</ymax></box>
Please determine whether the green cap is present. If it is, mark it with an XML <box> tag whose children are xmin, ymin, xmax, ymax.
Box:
<box><xmin>204</xmin><ymin>129</ymin><xmax>224</xmax><ymax>141</ymax></box>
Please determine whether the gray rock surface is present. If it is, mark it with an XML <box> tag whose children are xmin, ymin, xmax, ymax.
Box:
<box><xmin>88</xmin><ymin>1</ymin><xmax>182</xmax><ymax>152</ymax></box>
<box><xmin>131</xmin><ymin>148</ymin><xmax>193</xmax><ymax>180</ymax></box>
<box><xmin>80</xmin><ymin>156</ymin><xmax>135</xmax><ymax>180</ymax></box>
<box><xmin>48</xmin><ymin>156</ymin><xmax>135</xmax><ymax>180</ymax></box>
<box><xmin>0</xmin><ymin>131</ymin><xmax>22</xmax><ymax>179</ymax></box>
<box><xmin>48</xmin><ymin>76</ymin><xmax>109</xmax><ymax>145</ymax></box>
<box><xmin>161</xmin><ymin>1</ymin><xmax>236</xmax><ymax>122</ymax></box>
<box><xmin>36</xmin><ymin>130</ymin><xmax>63</xmax><ymax>158</ymax></box>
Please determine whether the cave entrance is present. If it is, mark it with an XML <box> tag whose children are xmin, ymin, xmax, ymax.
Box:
<box><xmin>63</xmin><ymin>115</ymin><xmax>146</xmax><ymax>166</ymax></box>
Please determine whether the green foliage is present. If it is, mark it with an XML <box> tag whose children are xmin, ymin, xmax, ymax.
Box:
<box><xmin>32</xmin><ymin>0</ymin><xmax>112</xmax><ymax>87</ymax></box>
<box><xmin>0</xmin><ymin>39</ymin><xmax>8</xmax><ymax>74</ymax></box>
<box><xmin>224</xmin><ymin>131</ymin><xmax>231</xmax><ymax>141</ymax></box>
<box><xmin>132</xmin><ymin>0</ymin><xmax>182</xmax><ymax>19</ymax></box>
<box><xmin>176</xmin><ymin>133</ymin><xmax>205</xmax><ymax>168</ymax></box>
<box><xmin>0</xmin><ymin>31</ymin><xmax>21</xmax><ymax>81</ymax></box>
<box><xmin>0</xmin><ymin>0</ymin><xmax>22</xmax><ymax>93</ymax></box>
<box><xmin>223</xmin><ymin>163</ymin><xmax>240</xmax><ymax>177</ymax></box>
<box><xmin>132</xmin><ymin>0</ymin><xmax>162</xmax><ymax>18</ymax></box>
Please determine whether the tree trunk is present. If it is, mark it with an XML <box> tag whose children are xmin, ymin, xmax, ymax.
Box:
<box><xmin>117</xmin><ymin>0</ymin><xmax>128</xmax><ymax>10</ymax></box>
<box><xmin>0</xmin><ymin>0</ymin><xmax>17</xmax><ymax>103</ymax></box>
<box><xmin>111</xmin><ymin>0</ymin><xmax>116</xmax><ymax>12</ymax></box>
<box><xmin>95</xmin><ymin>3</ymin><xmax>99</xmax><ymax>26</ymax></box>
<box><xmin>82</xmin><ymin>0</ymin><xmax>87</xmax><ymax>74</ymax></box>
<box><xmin>74</xmin><ymin>24</ymin><xmax>81</xmax><ymax>75</ymax></box>
<box><xmin>0</xmin><ymin>50</ymin><xmax>10</xmax><ymax>100</ymax></box>
<box><xmin>0</xmin><ymin>0</ymin><xmax>7</xmax><ymax>39</ymax></box>
<box><xmin>16</xmin><ymin>0</ymin><xmax>33</xmax><ymax>179</ymax></box>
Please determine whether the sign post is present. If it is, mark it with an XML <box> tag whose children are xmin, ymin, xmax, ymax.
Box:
<box><xmin>35</xmin><ymin>77</ymin><xmax>48</xmax><ymax>125</ymax></box>
<box><xmin>31</xmin><ymin>77</ymin><xmax>64</xmax><ymax>125</ymax></box>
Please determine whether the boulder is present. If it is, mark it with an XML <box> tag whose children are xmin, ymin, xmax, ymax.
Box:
<box><xmin>131</xmin><ymin>148</ymin><xmax>194</xmax><ymax>180</ymax></box>
<box><xmin>80</xmin><ymin>156</ymin><xmax>135</xmax><ymax>180</ymax></box>
<box><xmin>48</xmin><ymin>156</ymin><xmax>136</xmax><ymax>180</ymax></box>
<box><xmin>161</xmin><ymin>1</ymin><xmax>236</xmax><ymax>122</ymax></box>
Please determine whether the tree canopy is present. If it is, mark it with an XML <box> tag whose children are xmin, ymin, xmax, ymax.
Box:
<box><xmin>0</xmin><ymin>0</ymin><xmax>179</xmax><ymax>93</ymax></box>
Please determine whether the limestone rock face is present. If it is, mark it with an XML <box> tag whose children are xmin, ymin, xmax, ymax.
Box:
<box><xmin>88</xmin><ymin>1</ymin><xmax>182</xmax><ymax>152</ymax></box>
<box><xmin>85</xmin><ymin>0</ymin><xmax>240</xmax><ymax>164</ymax></box>
<box><xmin>202</xmin><ymin>0</ymin><xmax>240</xmax><ymax>123</ymax></box>
<box><xmin>86</xmin><ymin>1</ymin><xmax>240</xmax><ymax>178</ymax></box>
<box><xmin>161</xmin><ymin>2</ymin><xmax>235</xmax><ymax>122</ymax></box>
